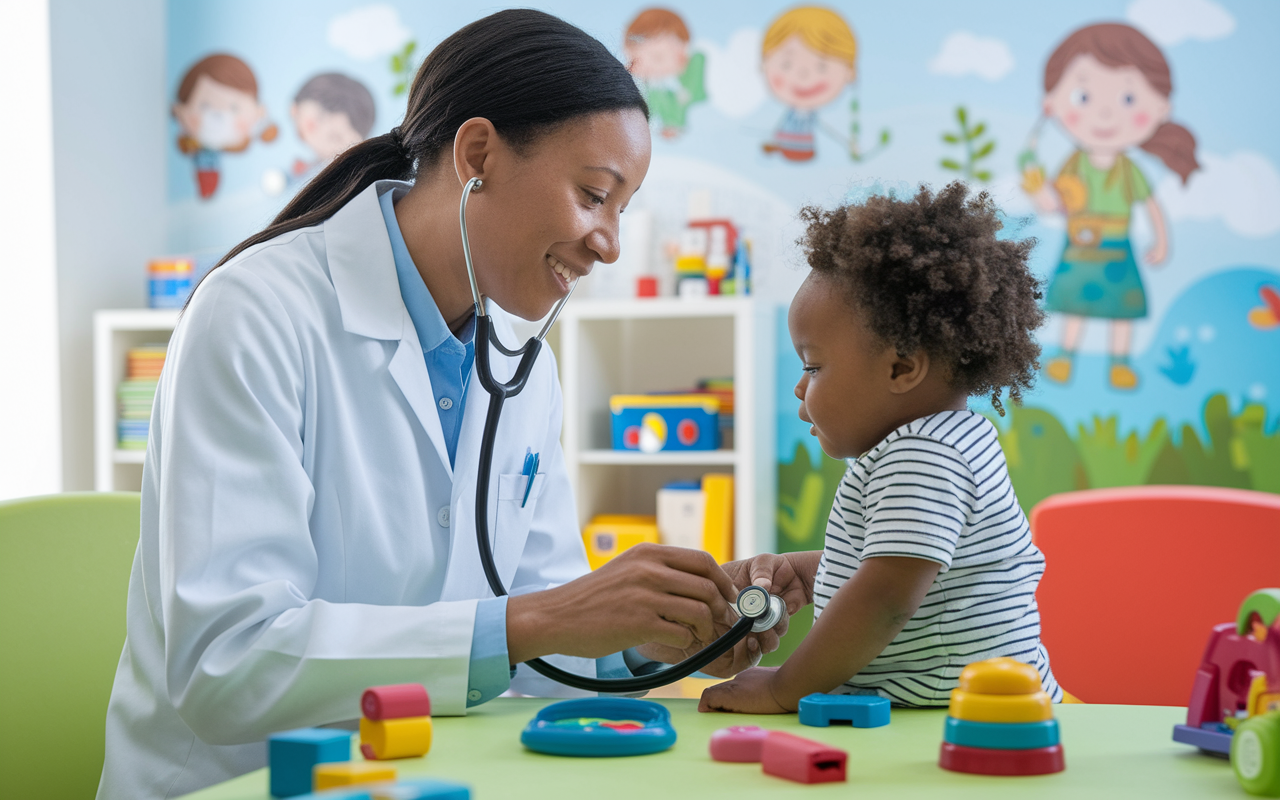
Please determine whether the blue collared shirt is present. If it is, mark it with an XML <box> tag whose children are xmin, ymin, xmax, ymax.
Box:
<box><xmin>379</xmin><ymin>188</ymin><xmax>652</xmax><ymax>704</ymax></box>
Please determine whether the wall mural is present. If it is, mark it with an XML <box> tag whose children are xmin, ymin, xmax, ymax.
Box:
<box><xmin>166</xmin><ymin>1</ymin><xmax>1280</xmax><ymax>556</ymax></box>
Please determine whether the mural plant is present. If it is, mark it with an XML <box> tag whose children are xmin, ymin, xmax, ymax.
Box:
<box><xmin>1075</xmin><ymin>416</ymin><xmax>1169</xmax><ymax>488</ymax></box>
<box><xmin>940</xmin><ymin>105</ymin><xmax>995</xmax><ymax>182</ymax></box>
<box><xmin>390</xmin><ymin>40</ymin><xmax>418</xmax><ymax>97</ymax></box>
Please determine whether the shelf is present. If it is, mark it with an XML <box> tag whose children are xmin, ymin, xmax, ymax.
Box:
<box><xmin>113</xmin><ymin>449</ymin><xmax>146</xmax><ymax>464</ymax></box>
<box><xmin>96</xmin><ymin>308</ymin><xmax>181</xmax><ymax>330</ymax></box>
<box><xmin>578</xmin><ymin>449</ymin><xmax>737</xmax><ymax>466</ymax></box>
<box><xmin>563</xmin><ymin>296</ymin><xmax>749</xmax><ymax>321</ymax></box>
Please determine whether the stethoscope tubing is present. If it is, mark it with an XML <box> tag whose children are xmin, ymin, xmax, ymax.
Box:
<box><xmin>459</xmin><ymin>178</ymin><xmax>767</xmax><ymax>692</ymax></box>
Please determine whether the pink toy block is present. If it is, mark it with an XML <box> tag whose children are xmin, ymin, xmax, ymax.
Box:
<box><xmin>362</xmin><ymin>684</ymin><xmax>431</xmax><ymax>721</ymax></box>
<box><xmin>760</xmin><ymin>731</ymin><xmax>847</xmax><ymax>784</ymax></box>
<box><xmin>709</xmin><ymin>726</ymin><xmax>769</xmax><ymax>763</ymax></box>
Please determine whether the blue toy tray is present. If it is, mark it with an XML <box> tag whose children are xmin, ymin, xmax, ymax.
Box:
<box><xmin>520</xmin><ymin>698</ymin><xmax>677</xmax><ymax>757</ymax></box>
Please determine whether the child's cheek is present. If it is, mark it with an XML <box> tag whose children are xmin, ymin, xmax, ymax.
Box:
<box><xmin>1132</xmin><ymin>111</ymin><xmax>1150</xmax><ymax>129</ymax></box>
<box><xmin>1063</xmin><ymin>111</ymin><xmax>1081</xmax><ymax>129</ymax></box>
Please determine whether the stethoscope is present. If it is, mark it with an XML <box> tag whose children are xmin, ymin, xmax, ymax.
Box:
<box><xmin>458</xmin><ymin>176</ymin><xmax>786</xmax><ymax>693</ymax></box>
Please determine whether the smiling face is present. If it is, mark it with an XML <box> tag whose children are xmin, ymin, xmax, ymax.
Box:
<box><xmin>291</xmin><ymin>99</ymin><xmax>364</xmax><ymax>162</ymax></box>
<box><xmin>626</xmin><ymin>34</ymin><xmax>689</xmax><ymax>81</ymax></box>
<box><xmin>762</xmin><ymin>35</ymin><xmax>854</xmax><ymax>111</ymax></box>
<box><xmin>1044</xmin><ymin>53</ymin><xmax>1170</xmax><ymax>155</ymax></box>
<box><xmin>173</xmin><ymin>74</ymin><xmax>265</xmax><ymax>150</ymax></box>
<box><xmin>464</xmin><ymin>109</ymin><xmax>652</xmax><ymax>320</ymax></box>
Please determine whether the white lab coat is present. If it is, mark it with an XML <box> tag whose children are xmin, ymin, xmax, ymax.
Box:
<box><xmin>97</xmin><ymin>181</ymin><xmax>596</xmax><ymax>800</ymax></box>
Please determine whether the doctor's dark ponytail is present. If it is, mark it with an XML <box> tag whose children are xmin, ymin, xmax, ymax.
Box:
<box><xmin>198</xmin><ymin>8</ymin><xmax>647</xmax><ymax>285</ymax></box>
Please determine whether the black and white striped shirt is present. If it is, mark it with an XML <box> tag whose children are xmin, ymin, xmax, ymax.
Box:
<box><xmin>812</xmin><ymin>410</ymin><xmax>1062</xmax><ymax>706</ymax></box>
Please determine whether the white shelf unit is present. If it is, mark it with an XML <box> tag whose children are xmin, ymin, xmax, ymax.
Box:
<box><xmin>559</xmin><ymin>297</ymin><xmax>775</xmax><ymax>560</ymax></box>
<box><xmin>94</xmin><ymin>309</ymin><xmax>179</xmax><ymax>491</ymax></box>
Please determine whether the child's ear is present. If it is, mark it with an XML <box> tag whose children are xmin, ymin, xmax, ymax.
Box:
<box><xmin>887</xmin><ymin>350</ymin><xmax>929</xmax><ymax>394</ymax></box>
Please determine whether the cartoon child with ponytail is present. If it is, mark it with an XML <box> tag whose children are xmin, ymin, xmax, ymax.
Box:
<box><xmin>172</xmin><ymin>54</ymin><xmax>278</xmax><ymax>200</ymax></box>
<box><xmin>1026</xmin><ymin>23</ymin><xmax>1198</xmax><ymax>390</ymax></box>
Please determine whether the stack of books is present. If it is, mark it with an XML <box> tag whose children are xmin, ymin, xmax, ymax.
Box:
<box><xmin>117</xmin><ymin>345</ymin><xmax>166</xmax><ymax>450</ymax></box>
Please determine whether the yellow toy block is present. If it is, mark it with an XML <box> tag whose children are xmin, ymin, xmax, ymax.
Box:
<box><xmin>582</xmin><ymin>515</ymin><xmax>660</xmax><ymax>571</ymax></box>
<box><xmin>701</xmin><ymin>474</ymin><xmax>734</xmax><ymax>564</ymax></box>
<box><xmin>948</xmin><ymin>689</ymin><xmax>1054</xmax><ymax>723</ymax></box>
<box><xmin>312</xmin><ymin>761</ymin><xmax>397</xmax><ymax>790</ymax></box>
<box><xmin>957</xmin><ymin>657</ymin><xmax>1043</xmax><ymax>696</ymax></box>
<box><xmin>359</xmin><ymin>715</ymin><xmax>432</xmax><ymax>760</ymax></box>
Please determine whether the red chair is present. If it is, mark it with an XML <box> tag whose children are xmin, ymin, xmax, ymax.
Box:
<box><xmin>1031</xmin><ymin>486</ymin><xmax>1280</xmax><ymax>706</ymax></box>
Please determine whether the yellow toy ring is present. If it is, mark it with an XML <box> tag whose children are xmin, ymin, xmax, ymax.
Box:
<box><xmin>948</xmin><ymin>690</ymin><xmax>1054</xmax><ymax>723</ymax></box>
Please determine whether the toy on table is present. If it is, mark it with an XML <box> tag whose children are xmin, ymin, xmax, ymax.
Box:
<box><xmin>709</xmin><ymin>726</ymin><xmax>770</xmax><ymax>762</ymax></box>
<box><xmin>761</xmin><ymin>731</ymin><xmax>847</xmax><ymax>784</ymax></box>
<box><xmin>938</xmin><ymin>657</ymin><xmax>1065</xmax><ymax>776</ymax></box>
<box><xmin>288</xmin><ymin>777</ymin><xmax>471</xmax><ymax>800</ymax></box>
<box><xmin>582</xmin><ymin>514</ymin><xmax>660</xmax><ymax>569</ymax></box>
<box><xmin>798</xmin><ymin>693</ymin><xmax>890</xmax><ymax>728</ymax></box>
<box><xmin>361</xmin><ymin>684</ymin><xmax>433</xmax><ymax>760</ymax></box>
<box><xmin>1174</xmin><ymin>589</ymin><xmax>1280</xmax><ymax>758</ymax></box>
<box><xmin>268</xmin><ymin>728</ymin><xmax>352</xmax><ymax>798</ymax></box>
<box><xmin>1234</xmin><ymin>712</ymin><xmax>1280</xmax><ymax>796</ymax></box>
<box><xmin>520</xmin><ymin>698</ymin><xmax>677</xmax><ymax>757</ymax></box>
<box><xmin>611</xmin><ymin>394</ymin><xmax>719</xmax><ymax>453</ymax></box>
<box><xmin>314</xmin><ymin>762</ymin><xmax>397</xmax><ymax>791</ymax></box>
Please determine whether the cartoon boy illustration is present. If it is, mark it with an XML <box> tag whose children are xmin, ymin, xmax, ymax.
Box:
<box><xmin>172</xmin><ymin>54</ymin><xmax>277</xmax><ymax>200</ymax></box>
<box><xmin>623</xmin><ymin>8</ymin><xmax>706</xmax><ymax>139</ymax></box>
<box><xmin>760</xmin><ymin>6</ymin><xmax>857</xmax><ymax>162</ymax></box>
<box><xmin>290</xmin><ymin>72</ymin><xmax>376</xmax><ymax>180</ymax></box>
<box><xmin>1027</xmin><ymin>23</ymin><xmax>1198</xmax><ymax>390</ymax></box>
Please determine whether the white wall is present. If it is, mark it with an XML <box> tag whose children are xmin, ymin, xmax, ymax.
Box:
<box><xmin>0</xmin><ymin>1</ymin><xmax>62</xmax><ymax>501</ymax></box>
<box><xmin>50</xmin><ymin>0</ymin><xmax>168</xmax><ymax>490</ymax></box>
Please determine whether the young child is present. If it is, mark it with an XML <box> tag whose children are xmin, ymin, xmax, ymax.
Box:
<box><xmin>702</xmin><ymin>182</ymin><xmax>1063</xmax><ymax>713</ymax></box>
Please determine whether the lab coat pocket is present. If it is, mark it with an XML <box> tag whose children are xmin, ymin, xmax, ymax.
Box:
<box><xmin>491</xmin><ymin>472</ymin><xmax>546</xmax><ymax>582</ymax></box>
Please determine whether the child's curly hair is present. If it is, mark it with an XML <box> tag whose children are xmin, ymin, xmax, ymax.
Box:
<box><xmin>799</xmin><ymin>181</ymin><xmax>1045</xmax><ymax>415</ymax></box>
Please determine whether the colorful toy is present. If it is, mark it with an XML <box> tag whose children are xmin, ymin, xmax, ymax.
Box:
<box><xmin>360</xmin><ymin>684</ymin><xmax>433</xmax><ymax>760</ymax></box>
<box><xmin>1174</xmin><ymin>589</ymin><xmax>1280</xmax><ymax>757</ymax></box>
<box><xmin>287</xmin><ymin>778</ymin><xmax>471</xmax><ymax>800</ymax></box>
<box><xmin>610</xmin><ymin>395</ymin><xmax>719</xmax><ymax>452</ymax></box>
<box><xmin>798</xmin><ymin>694</ymin><xmax>890</xmax><ymax>728</ymax></box>
<box><xmin>760</xmin><ymin>731</ymin><xmax>847</xmax><ymax>784</ymax></box>
<box><xmin>313</xmin><ymin>762</ymin><xmax>397</xmax><ymax>791</ymax></box>
<box><xmin>582</xmin><ymin>515</ymin><xmax>660</xmax><ymax>570</ymax></box>
<box><xmin>1233</xmin><ymin>712</ymin><xmax>1280</xmax><ymax>796</ymax></box>
<box><xmin>938</xmin><ymin>658</ymin><xmax>1065</xmax><ymax>776</ymax></box>
<box><xmin>709</xmin><ymin>726</ymin><xmax>769</xmax><ymax>763</ymax></box>
<box><xmin>267</xmin><ymin>728</ymin><xmax>352</xmax><ymax>798</ymax></box>
<box><xmin>520</xmin><ymin>698</ymin><xmax>677</xmax><ymax>757</ymax></box>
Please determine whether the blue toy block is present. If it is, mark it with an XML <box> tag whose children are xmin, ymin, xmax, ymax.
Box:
<box><xmin>288</xmin><ymin>779</ymin><xmax>470</xmax><ymax>800</ymax></box>
<box><xmin>267</xmin><ymin>728</ymin><xmax>352</xmax><ymax>797</ymax></box>
<box><xmin>798</xmin><ymin>694</ymin><xmax>890</xmax><ymax>728</ymax></box>
<box><xmin>943</xmin><ymin>717</ymin><xmax>1061</xmax><ymax>750</ymax></box>
<box><xmin>1172</xmin><ymin>723</ymin><xmax>1233</xmax><ymax>756</ymax></box>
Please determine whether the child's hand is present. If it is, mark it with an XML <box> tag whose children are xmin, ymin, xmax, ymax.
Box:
<box><xmin>722</xmin><ymin>553</ymin><xmax>813</xmax><ymax>616</ymax></box>
<box><xmin>698</xmin><ymin>667</ymin><xmax>791</xmax><ymax>714</ymax></box>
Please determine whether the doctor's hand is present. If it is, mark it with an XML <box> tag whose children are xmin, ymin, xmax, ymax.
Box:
<box><xmin>632</xmin><ymin>607</ymin><xmax>776</xmax><ymax>678</ymax></box>
<box><xmin>506</xmin><ymin>543</ymin><xmax>740</xmax><ymax>664</ymax></box>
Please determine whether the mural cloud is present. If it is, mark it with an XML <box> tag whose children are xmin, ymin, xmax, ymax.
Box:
<box><xmin>1126</xmin><ymin>0</ymin><xmax>1235</xmax><ymax>47</ymax></box>
<box><xmin>700</xmin><ymin>29</ymin><xmax>768</xmax><ymax>120</ymax></box>
<box><xmin>1157</xmin><ymin>151</ymin><xmax>1280</xmax><ymax>239</ymax></box>
<box><xmin>928</xmin><ymin>31</ymin><xmax>1014</xmax><ymax>81</ymax></box>
<box><xmin>327</xmin><ymin>4</ymin><xmax>412</xmax><ymax>61</ymax></box>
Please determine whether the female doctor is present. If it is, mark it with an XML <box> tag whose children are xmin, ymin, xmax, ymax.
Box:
<box><xmin>97</xmin><ymin>10</ymin><xmax>795</xmax><ymax>800</ymax></box>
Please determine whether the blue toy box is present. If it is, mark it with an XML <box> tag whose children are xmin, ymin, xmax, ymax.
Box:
<box><xmin>609</xmin><ymin>395</ymin><xmax>720</xmax><ymax>452</ymax></box>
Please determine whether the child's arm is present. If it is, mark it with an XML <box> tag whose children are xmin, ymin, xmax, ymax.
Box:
<box><xmin>698</xmin><ymin>555</ymin><xmax>940</xmax><ymax>714</ymax></box>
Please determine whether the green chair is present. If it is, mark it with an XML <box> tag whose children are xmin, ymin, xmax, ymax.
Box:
<box><xmin>0</xmin><ymin>492</ymin><xmax>141</xmax><ymax>798</ymax></box>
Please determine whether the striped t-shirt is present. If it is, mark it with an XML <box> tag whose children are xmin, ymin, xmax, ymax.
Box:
<box><xmin>812</xmin><ymin>409</ymin><xmax>1062</xmax><ymax>706</ymax></box>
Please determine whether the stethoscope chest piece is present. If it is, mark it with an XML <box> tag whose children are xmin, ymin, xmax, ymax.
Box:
<box><xmin>736</xmin><ymin>586</ymin><xmax>786</xmax><ymax>633</ymax></box>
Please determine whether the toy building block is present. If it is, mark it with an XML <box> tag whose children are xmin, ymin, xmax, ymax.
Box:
<box><xmin>943</xmin><ymin>718</ymin><xmax>1060</xmax><ymax>750</ymax></box>
<box><xmin>939</xmin><ymin>742</ymin><xmax>1065</xmax><ymax>776</ymax></box>
<box><xmin>1173</xmin><ymin>722</ymin><xmax>1233</xmax><ymax>755</ymax></box>
<box><xmin>1233</xmin><ymin>712</ymin><xmax>1280</xmax><ymax>797</ymax></box>
<box><xmin>709</xmin><ymin>726</ymin><xmax>769</xmax><ymax>762</ymax></box>
<box><xmin>362</xmin><ymin>684</ymin><xmax>431</xmax><ymax>720</ymax></box>
<box><xmin>287</xmin><ymin>779</ymin><xmax>471</xmax><ymax>800</ymax></box>
<box><xmin>314</xmin><ymin>762</ymin><xmax>398</xmax><ymax>791</ymax></box>
<box><xmin>360</xmin><ymin>715</ymin><xmax>433</xmax><ymax>760</ymax></box>
<box><xmin>958</xmin><ymin>658</ymin><xmax>1043</xmax><ymax>695</ymax></box>
<box><xmin>948</xmin><ymin>689</ymin><xmax>1053</xmax><ymax>724</ymax></box>
<box><xmin>268</xmin><ymin>728</ymin><xmax>352</xmax><ymax>798</ymax></box>
<box><xmin>760</xmin><ymin>731</ymin><xmax>847</xmax><ymax>784</ymax></box>
<box><xmin>798</xmin><ymin>694</ymin><xmax>890</xmax><ymax>728</ymax></box>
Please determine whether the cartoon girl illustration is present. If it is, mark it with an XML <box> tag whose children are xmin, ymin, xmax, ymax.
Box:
<box><xmin>1027</xmin><ymin>23</ymin><xmax>1198</xmax><ymax>390</ymax></box>
<box><xmin>290</xmin><ymin>72</ymin><xmax>376</xmax><ymax>181</ymax></box>
<box><xmin>172</xmin><ymin>54</ymin><xmax>278</xmax><ymax>200</ymax></box>
<box><xmin>623</xmin><ymin>8</ymin><xmax>706</xmax><ymax>139</ymax></box>
<box><xmin>760</xmin><ymin>6</ymin><xmax>856</xmax><ymax>162</ymax></box>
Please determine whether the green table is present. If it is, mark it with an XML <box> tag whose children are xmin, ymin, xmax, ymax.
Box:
<box><xmin>181</xmin><ymin>699</ymin><xmax>1241</xmax><ymax>799</ymax></box>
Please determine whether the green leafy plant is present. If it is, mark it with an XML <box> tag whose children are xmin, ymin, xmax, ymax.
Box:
<box><xmin>776</xmin><ymin>442</ymin><xmax>848</xmax><ymax>553</ymax></box>
<box><xmin>1076</xmin><ymin>416</ymin><xmax>1169</xmax><ymax>488</ymax></box>
<box><xmin>848</xmin><ymin>97</ymin><xmax>891</xmax><ymax>163</ymax></box>
<box><xmin>941</xmin><ymin>105</ymin><xmax>996</xmax><ymax>182</ymax></box>
<box><xmin>390</xmin><ymin>40</ymin><xmax>418</xmax><ymax>97</ymax></box>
